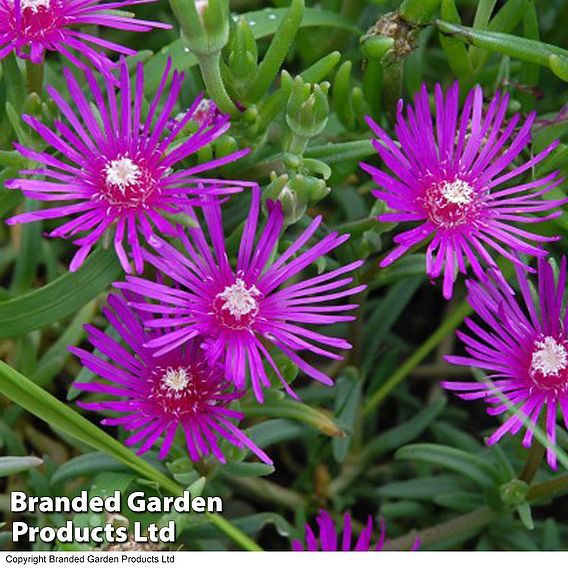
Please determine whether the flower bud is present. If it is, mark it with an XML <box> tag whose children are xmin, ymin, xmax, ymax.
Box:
<box><xmin>226</xmin><ymin>17</ymin><xmax>258</xmax><ymax>92</ymax></box>
<box><xmin>169</xmin><ymin>0</ymin><xmax>230</xmax><ymax>56</ymax></box>
<box><xmin>264</xmin><ymin>172</ymin><xmax>290</xmax><ymax>202</ymax></box>
<box><xmin>278</xmin><ymin>185</ymin><xmax>305</xmax><ymax>225</ymax></box>
<box><xmin>304</xmin><ymin>176</ymin><xmax>331</xmax><ymax>203</ymax></box>
<box><xmin>286</xmin><ymin>77</ymin><xmax>330</xmax><ymax>139</ymax></box>
<box><xmin>265</xmin><ymin>174</ymin><xmax>306</xmax><ymax>225</ymax></box>
<box><xmin>500</xmin><ymin>479</ymin><xmax>529</xmax><ymax>508</ymax></box>
<box><xmin>23</xmin><ymin>92</ymin><xmax>42</xmax><ymax>117</ymax></box>
<box><xmin>214</xmin><ymin>135</ymin><xmax>238</xmax><ymax>159</ymax></box>
<box><xmin>290</xmin><ymin>174</ymin><xmax>330</xmax><ymax>206</ymax></box>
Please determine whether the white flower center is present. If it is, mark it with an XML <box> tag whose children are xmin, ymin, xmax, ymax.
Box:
<box><xmin>19</xmin><ymin>0</ymin><xmax>50</xmax><ymax>11</ymax></box>
<box><xmin>531</xmin><ymin>336</ymin><xmax>568</xmax><ymax>377</ymax></box>
<box><xmin>161</xmin><ymin>367</ymin><xmax>190</xmax><ymax>394</ymax></box>
<box><xmin>440</xmin><ymin>179</ymin><xmax>474</xmax><ymax>205</ymax></box>
<box><xmin>103</xmin><ymin>157</ymin><xmax>141</xmax><ymax>193</ymax></box>
<box><xmin>217</xmin><ymin>279</ymin><xmax>260</xmax><ymax>319</ymax></box>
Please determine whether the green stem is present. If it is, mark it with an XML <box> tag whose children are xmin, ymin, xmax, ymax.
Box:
<box><xmin>384</xmin><ymin>469</ymin><xmax>568</xmax><ymax>550</ymax></box>
<box><xmin>304</xmin><ymin>140</ymin><xmax>375</xmax><ymax>164</ymax></box>
<box><xmin>287</xmin><ymin>132</ymin><xmax>310</xmax><ymax>157</ymax></box>
<box><xmin>26</xmin><ymin>60</ymin><xmax>44</xmax><ymax>95</ymax></box>
<box><xmin>363</xmin><ymin>300</ymin><xmax>472</xmax><ymax>416</ymax></box>
<box><xmin>520</xmin><ymin>441</ymin><xmax>545</xmax><ymax>484</ymax></box>
<box><xmin>198</xmin><ymin>52</ymin><xmax>239</xmax><ymax>115</ymax></box>
<box><xmin>382</xmin><ymin>60</ymin><xmax>404</xmax><ymax>119</ymax></box>
<box><xmin>383</xmin><ymin>506</ymin><xmax>498</xmax><ymax>550</ymax></box>
<box><xmin>526</xmin><ymin>474</ymin><xmax>568</xmax><ymax>501</ymax></box>
<box><xmin>1</xmin><ymin>53</ymin><xmax>25</xmax><ymax>109</ymax></box>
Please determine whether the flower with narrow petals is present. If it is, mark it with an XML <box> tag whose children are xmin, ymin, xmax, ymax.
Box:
<box><xmin>118</xmin><ymin>186</ymin><xmax>365</xmax><ymax>402</ymax></box>
<box><xmin>443</xmin><ymin>258</ymin><xmax>568</xmax><ymax>469</ymax></box>
<box><xmin>292</xmin><ymin>510</ymin><xmax>419</xmax><ymax>551</ymax></box>
<box><xmin>361</xmin><ymin>82</ymin><xmax>565</xmax><ymax>299</ymax></box>
<box><xmin>0</xmin><ymin>0</ymin><xmax>170</xmax><ymax>77</ymax></box>
<box><xmin>70</xmin><ymin>293</ymin><xmax>271</xmax><ymax>464</ymax></box>
<box><xmin>6</xmin><ymin>59</ymin><xmax>255</xmax><ymax>272</ymax></box>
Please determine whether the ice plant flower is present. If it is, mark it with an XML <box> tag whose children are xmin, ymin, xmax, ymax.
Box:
<box><xmin>6</xmin><ymin>58</ymin><xmax>255</xmax><ymax>273</ymax></box>
<box><xmin>443</xmin><ymin>258</ymin><xmax>568</xmax><ymax>469</ymax></box>
<box><xmin>361</xmin><ymin>82</ymin><xmax>565</xmax><ymax>299</ymax></box>
<box><xmin>0</xmin><ymin>0</ymin><xmax>170</xmax><ymax>77</ymax></box>
<box><xmin>292</xmin><ymin>510</ymin><xmax>419</xmax><ymax>551</ymax></box>
<box><xmin>70</xmin><ymin>293</ymin><xmax>271</xmax><ymax>464</ymax></box>
<box><xmin>118</xmin><ymin>186</ymin><xmax>365</xmax><ymax>402</ymax></box>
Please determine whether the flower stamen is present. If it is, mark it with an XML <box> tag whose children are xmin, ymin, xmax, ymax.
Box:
<box><xmin>440</xmin><ymin>179</ymin><xmax>474</xmax><ymax>205</ymax></box>
<box><xmin>104</xmin><ymin>156</ymin><xmax>142</xmax><ymax>193</ymax></box>
<box><xmin>217</xmin><ymin>279</ymin><xmax>260</xmax><ymax>320</ymax></box>
<box><xmin>19</xmin><ymin>0</ymin><xmax>51</xmax><ymax>12</ymax></box>
<box><xmin>531</xmin><ymin>336</ymin><xmax>568</xmax><ymax>377</ymax></box>
<box><xmin>423</xmin><ymin>177</ymin><xmax>479</xmax><ymax>229</ymax></box>
<box><xmin>160</xmin><ymin>366</ymin><xmax>191</xmax><ymax>396</ymax></box>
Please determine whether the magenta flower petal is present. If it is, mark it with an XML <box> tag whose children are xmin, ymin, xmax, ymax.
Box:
<box><xmin>7</xmin><ymin>59</ymin><xmax>256</xmax><ymax>272</ymax></box>
<box><xmin>443</xmin><ymin>257</ymin><xmax>568</xmax><ymax>469</ymax></box>
<box><xmin>291</xmin><ymin>510</ymin><xmax>419</xmax><ymax>551</ymax></box>
<box><xmin>71</xmin><ymin>293</ymin><xmax>271</xmax><ymax>465</ymax></box>
<box><xmin>117</xmin><ymin>186</ymin><xmax>365</xmax><ymax>402</ymax></box>
<box><xmin>0</xmin><ymin>0</ymin><xmax>170</xmax><ymax>75</ymax></box>
<box><xmin>361</xmin><ymin>82</ymin><xmax>566</xmax><ymax>299</ymax></box>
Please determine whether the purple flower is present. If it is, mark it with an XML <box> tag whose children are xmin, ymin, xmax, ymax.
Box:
<box><xmin>361</xmin><ymin>83</ymin><xmax>565</xmax><ymax>299</ymax></box>
<box><xmin>118</xmin><ymin>186</ymin><xmax>365</xmax><ymax>402</ymax></box>
<box><xmin>70</xmin><ymin>293</ymin><xmax>271</xmax><ymax>465</ymax></box>
<box><xmin>292</xmin><ymin>510</ymin><xmax>419</xmax><ymax>551</ymax></box>
<box><xmin>6</xmin><ymin>59</ymin><xmax>255</xmax><ymax>273</ymax></box>
<box><xmin>0</xmin><ymin>0</ymin><xmax>170</xmax><ymax>76</ymax></box>
<box><xmin>443</xmin><ymin>258</ymin><xmax>568</xmax><ymax>469</ymax></box>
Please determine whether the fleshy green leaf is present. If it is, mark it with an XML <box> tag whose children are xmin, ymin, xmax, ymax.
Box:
<box><xmin>0</xmin><ymin>247</ymin><xmax>121</xmax><ymax>339</ymax></box>
<box><xmin>363</xmin><ymin>397</ymin><xmax>447</xmax><ymax>462</ymax></box>
<box><xmin>50</xmin><ymin>452</ymin><xmax>131</xmax><ymax>485</ymax></box>
<box><xmin>145</xmin><ymin>7</ymin><xmax>359</xmax><ymax>93</ymax></box>
<box><xmin>244</xmin><ymin>398</ymin><xmax>345</xmax><ymax>438</ymax></box>
<box><xmin>436</xmin><ymin>19</ymin><xmax>568</xmax><ymax>70</ymax></box>
<box><xmin>395</xmin><ymin>443</ymin><xmax>499</xmax><ymax>488</ymax></box>
<box><xmin>332</xmin><ymin>369</ymin><xmax>362</xmax><ymax>462</ymax></box>
<box><xmin>0</xmin><ymin>456</ymin><xmax>43</xmax><ymax>477</ymax></box>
